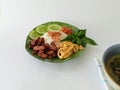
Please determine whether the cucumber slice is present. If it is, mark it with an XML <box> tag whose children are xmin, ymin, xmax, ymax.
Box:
<box><xmin>29</xmin><ymin>30</ymin><xmax>41</xmax><ymax>39</ymax></box>
<box><xmin>36</xmin><ymin>25</ymin><xmax>47</xmax><ymax>34</ymax></box>
<box><xmin>47</xmin><ymin>24</ymin><xmax>62</xmax><ymax>31</ymax></box>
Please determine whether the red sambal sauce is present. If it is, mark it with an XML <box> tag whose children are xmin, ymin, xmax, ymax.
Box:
<box><xmin>60</xmin><ymin>27</ymin><xmax>73</xmax><ymax>34</ymax></box>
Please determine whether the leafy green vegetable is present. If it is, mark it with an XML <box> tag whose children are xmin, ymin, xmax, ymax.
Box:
<box><xmin>85</xmin><ymin>37</ymin><xmax>98</xmax><ymax>45</ymax></box>
<box><xmin>62</xmin><ymin>30</ymin><xmax>97</xmax><ymax>47</ymax></box>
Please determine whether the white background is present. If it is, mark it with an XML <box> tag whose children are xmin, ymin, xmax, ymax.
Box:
<box><xmin>1</xmin><ymin>0</ymin><xmax>120</xmax><ymax>90</ymax></box>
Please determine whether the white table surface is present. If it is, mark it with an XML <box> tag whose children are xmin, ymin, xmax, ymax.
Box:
<box><xmin>1</xmin><ymin>0</ymin><xmax>120</xmax><ymax>90</ymax></box>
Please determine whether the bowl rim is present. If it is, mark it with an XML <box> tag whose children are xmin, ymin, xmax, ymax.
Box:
<box><xmin>103</xmin><ymin>63</ymin><xmax>120</xmax><ymax>89</ymax></box>
<box><xmin>102</xmin><ymin>44</ymin><xmax>120</xmax><ymax>89</ymax></box>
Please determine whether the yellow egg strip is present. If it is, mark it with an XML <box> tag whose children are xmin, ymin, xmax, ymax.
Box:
<box><xmin>57</xmin><ymin>41</ymin><xmax>84</xmax><ymax>59</ymax></box>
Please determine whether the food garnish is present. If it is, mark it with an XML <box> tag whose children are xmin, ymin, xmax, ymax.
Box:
<box><xmin>62</xmin><ymin>30</ymin><xmax>97</xmax><ymax>47</ymax></box>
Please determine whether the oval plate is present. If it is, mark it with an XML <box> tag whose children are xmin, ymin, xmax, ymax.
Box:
<box><xmin>25</xmin><ymin>21</ymin><xmax>85</xmax><ymax>63</ymax></box>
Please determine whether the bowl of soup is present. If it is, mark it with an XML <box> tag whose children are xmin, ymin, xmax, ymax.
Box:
<box><xmin>103</xmin><ymin>44</ymin><xmax>120</xmax><ymax>89</ymax></box>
